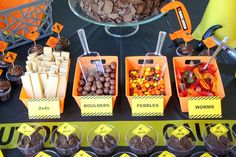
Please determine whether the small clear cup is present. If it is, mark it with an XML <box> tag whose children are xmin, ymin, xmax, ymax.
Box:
<box><xmin>126</xmin><ymin>125</ymin><xmax>158</xmax><ymax>156</ymax></box>
<box><xmin>202</xmin><ymin>124</ymin><xmax>236</xmax><ymax>156</ymax></box>
<box><xmin>164</xmin><ymin>126</ymin><xmax>197</xmax><ymax>157</ymax></box>
<box><xmin>51</xmin><ymin>124</ymin><xmax>82</xmax><ymax>156</ymax></box>
<box><xmin>33</xmin><ymin>150</ymin><xmax>60</xmax><ymax>157</ymax></box>
<box><xmin>71</xmin><ymin>150</ymin><xmax>98</xmax><ymax>157</ymax></box>
<box><xmin>87</xmin><ymin>124</ymin><xmax>119</xmax><ymax>156</ymax></box>
<box><xmin>14</xmin><ymin>124</ymin><xmax>46</xmax><ymax>157</ymax></box>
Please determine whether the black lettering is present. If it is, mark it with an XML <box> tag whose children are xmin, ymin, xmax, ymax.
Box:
<box><xmin>195</xmin><ymin>105</ymin><xmax>214</xmax><ymax>109</ymax></box>
<box><xmin>195</xmin><ymin>123</ymin><xmax>203</xmax><ymax>142</ymax></box>
<box><xmin>42</xmin><ymin>126</ymin><xmax>50</xmax><ymax>142</ymax></box>
<box><xmin>0</xmin><ymin>127</ymin><xmax>15</xmax><ymax>145</ymax></box>
<box><xmin>163</xmin><ymin>124</ymin><xmax>176</xmax><ymax>138</ymax></box>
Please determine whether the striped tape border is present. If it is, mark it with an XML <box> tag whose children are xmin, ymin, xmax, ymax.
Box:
<box><xmin>132</xmin><ymin>112</ymin><xmax>164</xmax><ymax>117</ymax></box>
<box><xmin>189</xmin><ymin>114</ymin><xmax>222</xmax><ymax>119</ymax></box>
<box><xmin>188</xmin><ymin>96</ymin><xmax>220</xmax><ymax>101</ymax></box>
<box><xmin>131</xmin><ymin>95</ymin><xmax>164</xmax><ymax>100</ymax></box>
<box><xmin>81</xmin><ymin>112</ymin><xmax>112</xmax><ymax>117</ymax></box>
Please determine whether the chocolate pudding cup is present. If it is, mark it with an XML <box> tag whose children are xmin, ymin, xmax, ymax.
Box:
<box><xmin>28</xmin><ymin>44</ymin><xmax>43</xmax><ymax>55</ymax></box>
<box><xmin>176</xmin><ymin>44</ymin><xmax>194</xmax><ymax>56</ymax></box>
<box><xmin>6</xmin><ymin>65</ymin><xmax>24</xmax><ymax>86</ymax></box>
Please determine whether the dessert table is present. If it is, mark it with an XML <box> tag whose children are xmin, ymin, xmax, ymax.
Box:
<box><xmin>0</xmin><ymin>0</ymin><xmax>236</xmax><ymax>156</ymax></box>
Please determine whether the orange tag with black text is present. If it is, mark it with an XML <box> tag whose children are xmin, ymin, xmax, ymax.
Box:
<box><xmin>46</xmin><ymin>36</ymin><xmax>59</xmax><ymax>48</ymax></box>
<box><xmin>203</xmin><ymin>37</ymin><xmax>217</xmax><ymax>49</ymax></box>
<box><xmin>0</xmin><ymin>41</ymin><xmax>8</xmax><ymax>52</ymax></box>
<box><xmin>0</xmin><ymin>69</ymin><xmax>3</xmax><ymax>76</ymax></box>
<box><xmin>4</xmin><ymin>52</ymin><xmax>17</xmax><ymax>63</ymax></box>
<box><xmin>25</xmin><ymin>31</ymin><xmax>40</xmax><ymax>41</ymax></box>
<box><xmin>182</xmin><ymin>33</ymin><xmax>193</xmax><ymax>43</ymax></box>
<box><xmin>52</xmin><ymin>22</ymin><xmax>64</xmax><ymax>34</ymax></box>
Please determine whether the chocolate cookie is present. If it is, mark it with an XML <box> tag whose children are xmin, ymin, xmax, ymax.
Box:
<box><xmin>204</xmin><ymin>133</ymin><xmax>233</xmax><ymax>155</ymax></box>
<box><xmin>129</xmin><ymin>135</ymin><xmax>155</xmax><ymax>155</ymax></box>
<box><xmin>91</xmin><ymin>134</ymin><xmax>117</xmax><ymax>155</ymax></box>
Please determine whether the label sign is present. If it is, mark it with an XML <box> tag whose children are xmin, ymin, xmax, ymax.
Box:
<box><xmin>132</xmin><ymin>124</ymin><xmax>150</xmax><ymax>138</ymax></box>
<box><xmin>17</xmin><ymin>123</ymin><xmax>35</xmax><ymax>136</ymax></box>
<box><xmin>0</xmin><ymin>150</ymin><xmax>3</xmax><ymax>157</ymax></box>
<box><xmin>4</xmin><ymin>52</ymin><xmax>17</xmax><ymax>63</ymax></box>
<box><xmin>131</xmin><ymin>96</ymin><xmax>164</xmax><ymax>116</ymax></box>
<box><xmin>94</xmin><ymin>124</ymin><xmax>112</xmax><ymax>137</ymax></box>
<box><xmin>80</xmin><ymin>96</ymin><xmax>112</xmax><ymax>116</ymax></box>
<box><xmin>200</xmin><ymin>152</ymin><xmax>213</xmax><ymax>157</ymax></box>
<box><xmin>0</xmin><ymin>41</ymin><xmax>8</xmax><ymax>52</ymax></box>
<box><xmin>35</xmin><ymin>151</ymin><xmax>52</xmax><ymax>157</ymax></box>
<box><xmin>52</xmin><ymin>22</ymin><xmax>64</xmax><ymax>34</ymax></box>
<box><xmin>74</xmin><ymin>150</ymin><xmax>92</xmax><ymax>157</ymax></box>
<box><xmin>46</xmin><ymin>36</ymin><xmax>59</xmax><ymax>48</ymax></box>
<box><xmin>57</xmin><ymin>123</ymin><xmax>76</xmax><ymax>137</ymax></box>
<box><xmin>28</xmin><ymin>98</ymin><xmax>60</xmax><ymax>119</ymax></box>
<box><xmin>171</xmin><ymin>126</ymin><xmax>190</xmax><ymax>140</ymax></box>
<box><xmin>25</xmin><ymin>31</ymin><xmax>40</xmax><ymax>41</ymax></box>
<box><xmin>203</xmin><ymin>37</ymin><xmax>217</xmax><ymax>49</ymax></box>
<box><xmin>210</xmin><ymin>123</ymin><xmax>228</xmax><ymax>138</ymax></box>
<box><xmin>120</xmin><ymin>154</ymin><xmax>131</xmax><ymax>157</ymax></box>
<box><xmin>158</xmin><ymin>151</ymin><xmax>175</xmax><ymax>157</ymax></box>
<box><xmin>188</xmin><ymin>96</ymin><xmax>222</xmax><ymax>119</ymax></box>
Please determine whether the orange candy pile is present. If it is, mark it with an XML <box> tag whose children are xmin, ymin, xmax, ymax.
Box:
<box><xmin>129</xmin><ymin>65</ymin><xmax>165</xmax><ymax>96</ymax></box>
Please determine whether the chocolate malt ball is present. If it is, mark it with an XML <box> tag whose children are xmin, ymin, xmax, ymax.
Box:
<box><xmin>104</xmin><ymin>73</ymin><xmax>110</xmax><ymax>77</ymax></box>
<box><xmin>110</xmin><ymin>85</ymin><xmax>115</xmax><ymax>90</ymax></box>
<box><xmin>109</xmin><ymin>90</ymin><xmax>115</xmax><ymax>95</ymax></box>
<box><xmin>82</xmin><ymin>91</ymin><xmax>88</xmax><ymax>96</ymax></box>
<box><xmin>106</xmin><ymin>77</ymin><xmax>111</xmax><ymax>82</ymax></box>
<box><xmin>110</xmin><ymin>79</ymin><xmax>115</xmax><ymax>85</ymax></box>
<box><xmin>105</xmin><ymin>67</ymin><xmax>112</xmax><ymax>73</ymax></box>
<box><xmin>84</xmin><ymin>85</ymin><xmax>91</xmax><ymax>92</ymax></box>
<box><xmin>96</xmin><ymin>80</ymin><xmax>102</xmax><ymax>85</ymax></box>
<box><xmin>110</xmin><ymin>62</ymin><xmax>116</xmax><ymax>70</ymax></box>
<box><xmin>79</xmin><ymin>80</ymin><xmax>85</xmax><ymax>86</ymax></box>
<box><xmin>104</xmin><ymin>82</ymin><xmax>111</xmax><ymax>88</ymax></box>
<box><xmin>97</xmin><ymin>83</ymin><xmax>103</xmax><ymax>89</ymax></box>
<box><xmin>87</xmin><ymin>76</ymin><xmax>94</xmax><ymax>82</ymax></box>
<box><xmin>78</xmin><ymin>87</ymin><xmax>83</xmax><ymax>93</ymax></box>
<box><xmin>96</xmin><ymin>89</ymin><xmax>103</xmax><ymax>95</ymax></box>
<box><xmin>104</xmin><ymin>88</ymin><xmax>110</xmax><ymax>94</ymax></box>
<box><xmin>91</xmin><ymin>85</ymin><xmax>97</xmax><ymax>92</ymax></box>
<box><xmin>110</xmin><ymin>73</ymin><xmax>115</xmax><ymax>79</ymax></box>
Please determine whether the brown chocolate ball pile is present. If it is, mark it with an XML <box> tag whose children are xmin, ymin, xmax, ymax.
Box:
<box><xmin>78</xmin><ymin>62</ymin><xmax>116</xmax><ymax>96</ymax></box>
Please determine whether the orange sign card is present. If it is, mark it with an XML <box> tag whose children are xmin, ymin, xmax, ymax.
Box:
<box><xmin>0</xmin><ymin>41</ymin><xmax>8</xmax><ymax>52</ymax></box>
<box><xmin>182</xmin><ymin>33</ymin><xmax>193</xmax><ymax>43</ymax></box>
<box><xmin>4</xmin><ymin>52</ymin><xmax>17</xmax><ymax>63</ymax></box>
<box><xmin>46</xmin><ymin>36</ymin><xmax>59</xmax><ymax>48</ymax></box>
<box><xmin>25</xmin><ymin>31</ymin><xmax>40</xmax><ymax>41</ymax></box>
<box><xmin>203</xmin><ymin>37</ymin><xmax>217</xmax><ymax>49</ymax></box>
<box><xmin>52</xmin><ymin>22</ymin><xmax>64</xmax><ymax>34</ymax></box>
<box><xmin>0</xmin><ymin>69</ymin><xmax>3</xmax><ymax>76</ymax></box>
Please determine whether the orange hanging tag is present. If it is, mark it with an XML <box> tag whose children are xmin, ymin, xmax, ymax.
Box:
<box><xmin>46</xmin><ymin>36</ymin><xmax>59</xmax><ymax>48</ymax></box>
<box><xmin>4</xmin><ymin>52</ymin><xmax>17</xmax><ymax>63</ymax></box>
<box><xmin>52</xmin><ymin>22</ymin><xmax>64</xmax><ymax>34</ymax></box>
<box><xmin>0</xmin><ymin>41</ymin><xmax>8</xmax><ymax>52</ymax></box>
<box><xmin>203</xmin><ymin>37</ymin><xmax>217</xmax><ymax>49</ymax></box>
<box><xmin>25</xmin><ymin>31</ymin><xmax>40</xmax><ymax>41</ymax></box>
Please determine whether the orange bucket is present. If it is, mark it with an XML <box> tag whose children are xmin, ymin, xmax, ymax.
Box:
<box><xmin>19</xmin><ymin>60</ymin><xmax>71</xmax><ymax>113</ymax></box>
<box><xmin>0</xmin><ymin>0</ymin><xmax>45</xmax><ymax>36</ymax></box>
<box><xmin>125</xmin><ymin>56</ymin><xmax>172</xmax><ymax>116</ymax></box>
<box><xmin>72</xmin><ymin>56</ymin><xmax>118</xmax><ymax>116</ymax></box>
<box><xmin>173</xmin><ymin>56</ymin><xmax>225</xmax><ymax>112</ymax></box>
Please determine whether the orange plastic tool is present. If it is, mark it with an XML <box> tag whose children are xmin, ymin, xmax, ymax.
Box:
<box><xmin>161</xmin><ymin>0</ymin><xmax>192</xmax><ymax>41</ymax></box>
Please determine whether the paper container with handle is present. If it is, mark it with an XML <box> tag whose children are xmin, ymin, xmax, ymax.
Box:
<box><xmin>72</xmin><ymin>56</ymin><xmax>118</xmax><ymax>116</ymax></box>
<box><xmin>125</xmin><ymin>56</ymin><xmax>172</xmax><ymax>116</ymax></box>
<box><xmin>173</xmin><ymin>56</ymin><xmax>225</xmax><ymax>112</ymax></box>
<box><xmin>19</xmin><ymin>60</ymin><xmax>71</xmax><ymax>114</ymax></box>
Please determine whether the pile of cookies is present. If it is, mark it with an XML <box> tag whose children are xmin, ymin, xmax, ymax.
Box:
<box><xmin>79</xmin><ymin>0</ymin><xmax>165</xmax><ymax>23</ymax></box>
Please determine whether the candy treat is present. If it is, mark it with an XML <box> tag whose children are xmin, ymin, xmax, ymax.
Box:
<box><xmin>176</xmin><ymin>62</ymin><xmax>217</xmax><ymax>97</ymax></box>
<box><xmin>91</xmin><ymin>135</ymin><xmax>117</xmax><ymax>155</ymax></box>
<box><xmin>176</xmin><ymin>44</ymin><xmax>194</xmax><ymax>56</ymax></box>
<box><xmin>129</xmin><ymin>135</ymin><xmax>155</xmax><ymax>155</ymax></box>
<box><xmin>204</xmin><ymin>133</ymin><xmax>233</xmax><ymax>156</ymax></box>
<box><xmin>54</xmin><ymin>36</ymin><xmax>70</xmax><ymax>52</ymax></box>
<box><xmin>129</xmin><ymin>65</ymin><xmax>165</xmax><ymax>96</ymax></box>
<box><xmin>0</xmin><ymin>79</ymin><xmax>11</xmax><ymax>102</ymax></box>
<box><xmin>0</xmin><ymin>54</ymin><xmax>11</xmax><ymax>69</ymax></box>
<box><xmin>17</xmin><ymin>127</ymin><xmax>45</xmax><ymax>156</ymax></box>
<box><xmin>167</xmin><ymin>136</ymin><xmax>194</xmax><ymax>157</ymax></box>
<box><xmin>78</xmin><ymin>0</ymin><xmax>165</xmax><ymax>23</ymax></box>
<box><xmin>6</xmin><ymin>65</ymin><xmax>24</xmax><ymax>86</ymax></box>
<box><xmin>28</xmin><ymin>44</ymin><xmax>43</xmax><ymax>55</ymax></box>
<box><xmin>54</xmin><ymin>133</ymin><xmax>81</xmax><ymax>155</ymax></box>
<box><xmin>21</xmin><ymin>47</ymin><xmax>70</xmax><ymax>99</ymax></box>
<box><xmin>78</xmin><ymin>62</ymin><xmax>116</xmax><ymax>96</ymax></box>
